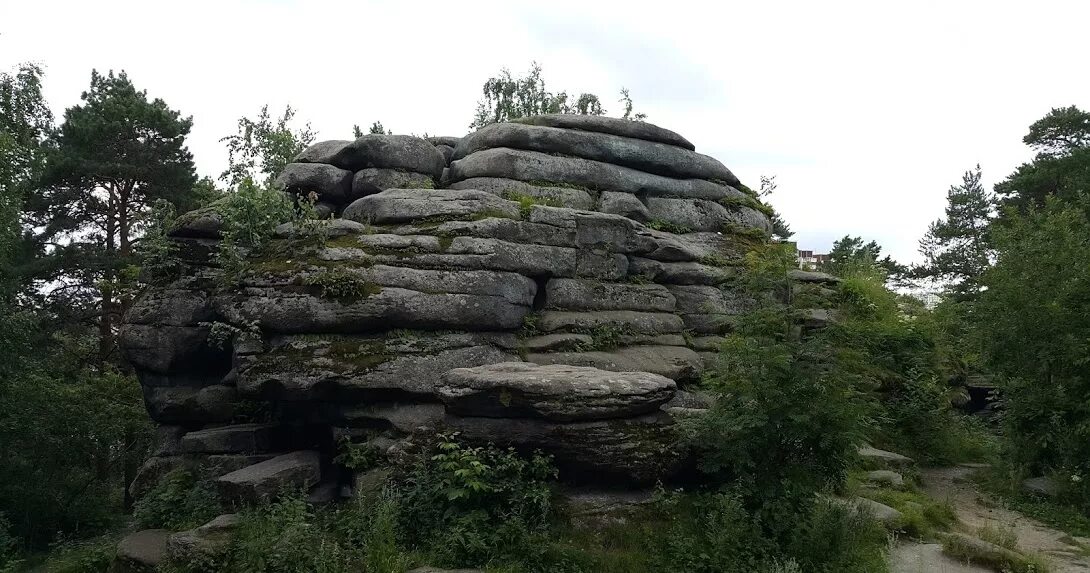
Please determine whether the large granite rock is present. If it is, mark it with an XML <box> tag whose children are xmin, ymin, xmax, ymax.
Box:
<box><xmin>297</xmin><ymin>135</ymin><xmax>445</xmax><ymax>179</ymax></box>
<box><xmin>120</xmin><ymin>115</ymin><xmax>781</xmax><ymax>490</ymax></box>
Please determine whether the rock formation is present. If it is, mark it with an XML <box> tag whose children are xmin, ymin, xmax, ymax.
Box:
<box><xmin>121</xmin><ymin>114</ymin><xmax>778</xmax><ymax>502</ymax></box>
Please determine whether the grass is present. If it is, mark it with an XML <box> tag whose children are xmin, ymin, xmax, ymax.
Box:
<box><xmin>646</xmin><ymin>219</ymin><xmax>692</xmax><ymax>234</ymax></box>
<box><xmin>974</xmin><ymin>468</ymin><xmax>1090</xmax><ymax>537</ymax></box>
<box><xmin>853</xmin><ymin>480</ymin><xmax>958</xmax><ymax>538</ymax></box>
<box><xmin>302</xmin><ymin>267</ymin><xmax>383</xmax><ymax>302</ymax></box>
<box><xmin>941</xmin><ymin>531</ymin><xmax>1052</xmax><ymax>573</ymax></box>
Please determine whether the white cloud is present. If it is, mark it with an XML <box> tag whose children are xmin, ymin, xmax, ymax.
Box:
<box><xmin>2</xmin><ymin>0</ymin><xmax>1086</xmax><ymax>262</ymax></box>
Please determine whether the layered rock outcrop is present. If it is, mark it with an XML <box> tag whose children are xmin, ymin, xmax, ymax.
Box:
<box><xmin>121</xmin><ymin>114</ymin><xmax>774</xmax><ymax>500</ymax></box>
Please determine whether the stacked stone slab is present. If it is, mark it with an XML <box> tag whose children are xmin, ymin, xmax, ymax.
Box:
<box><xmin>121</xmin><ymin>115</ymin><xmax>776</xmax><ymax>498</ymax></box>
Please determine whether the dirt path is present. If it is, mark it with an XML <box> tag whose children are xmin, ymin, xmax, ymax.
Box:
<box><xmin>891</xmin><ymin>465</ymin><xmax>1090</xmax><ymax>572</ymax></box>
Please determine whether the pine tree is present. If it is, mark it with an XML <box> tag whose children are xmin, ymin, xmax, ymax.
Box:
<box><xmin>26</xmin><ymin>70</ymin><xmax>198</xmax><ymax>364</ymax></box>
<box><xmin>916</xmin><ymin>165</ymin><xmax>994</xmax><ymax>298</ymax></box>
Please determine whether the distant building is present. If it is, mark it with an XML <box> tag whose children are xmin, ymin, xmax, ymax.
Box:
<box><xmin>797</xmin><ymin>249</ymin><xmax>830</xmax><ymax>270</ymax></box>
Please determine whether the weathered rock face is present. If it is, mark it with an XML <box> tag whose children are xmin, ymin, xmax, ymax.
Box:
<box><xmin>122</xmin><ymin>115</ymin><xmax>774</xmax><ymax>495</ymax></box>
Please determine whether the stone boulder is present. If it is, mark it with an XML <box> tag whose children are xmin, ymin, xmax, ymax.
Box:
<box><xmin>111</xmin><ymin>529</ymin><xmax>168</xmax><ymax>573</ymax></box>
<box><xmin>274</xmin><ymin>163</ymin><xmax>352</xmax><ymax>203</ymax></box>
<box><xmin>300</xmin><ymin>135</ymin><xmax>445</xmax><ymax>179</ymax></box>
<box><xmin>438</xmin><ymin>362</ymin><xmax>676</xmax><ymax>421</ymax></box>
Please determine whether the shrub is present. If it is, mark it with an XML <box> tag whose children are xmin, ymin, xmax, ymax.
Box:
<box><xmin>303</xmin><ymin>267</ymin><xmax>382</xmax><ymax>302</ymax></box>
<box><xmin>132</xmin><ymin>469</ymin><xmax>223</xmax><ymax>531</ymax></box>
<box><xmin>398</xmin><ymin>434</ymin><xmax>557</xmax><ymax>567</ymax></box>
<box><xmin>640</xmin><ymin>493</ymin><xmax>889</xmax><ymax>573</ymax></box>
<box><xmin>213</xmin><ymin>178</ymin><xmax>329</xmax><ymax>284</ymax></box>
<box><xmin>646</xmin><ymin>219</ymin><xmax>692</xmax><ymax>234</ymax></box>
<box><xmin>38</xmin><ymin>536</ymin><xmax>117</xmax><ymax>573</ymax></box>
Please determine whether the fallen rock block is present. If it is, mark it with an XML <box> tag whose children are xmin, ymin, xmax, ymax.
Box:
<box><xmin>215</xmin><ymin>450</ymin><xmax>321</xmax><ymax>504</ymax></box>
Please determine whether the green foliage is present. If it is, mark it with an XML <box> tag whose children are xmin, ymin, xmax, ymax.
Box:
<box><xmin>646</xmin><ymin>219</ymin><xmax>692</xmax><ymax>234</ymax></box>
<box><xmin>975</xmin><ymin>194</ymin><xmax>1090</xmax><ymax>505</ymax></box>
<box><xmin>334</xmin><ymin>437</ymin><xmax>382</xmax><ymax>472</ymax></box>
<box><xmin>571</xmin><ymin>494</ymin><xmax>885</xmax><ymax>573</ymax></box>
<box><xmin>1024</xmin><ymin>105</ymin><xmax>1090</xmax><ymax>158</ymax></box>
<box><xmin>132</xmin><ymin>469</ymin><xmax>223</xmax><ymax>531</ymax></box>
<box><xmin>221</xmin><ymin>105</ymin><xmax>315</xmax><ymax>187</ymax></box>
<box><xmin>915</xmin><ymin>165</ymin><xmax>994</xmax><ymax>297</ymax></box>
<box><xmin>470</xmin><ymin>62</ymin><xmax>645</xmax><ymax>129</ymax></box>
<box><xmin>0</xmin><ymin>514</ymin><xmax>15</xmax><ymax>571</ymax></box>
<box><xmin>757</xmin><ymin>175</ymin><xmax>793</xmax><ymax>240</ymax></box>
<box><xmin>212</xmin><ymin>178</ymin><xmax>322</xmax><ymax>283</ymax></box>
<box><xmin>303</xmin><ymin>267</ymin><xmax>382</xmax><ymax>302</ymax></box>
<box><xmin>23</xmin><ymin>68</ymin><xmax>199</xmax><ymax>365</ymax></box>
<box><xmin>398</xmin><ymin>435</ymin><xmax>557</xmax><ymax>567</ymax></box>
<box><xmin>502</xmin><ymin>191</ymin><xmax>561</xmax><ymax>218</ymax></box>
<box><xmin>686</xmin><ymin>244</ymin><xmax>871</xmax><ymax>528</ymax></box>
<box><xmin>576</xmin><ymin>324</ymin><xmax>633</xmax><ymax>351</ymax></box>
<box><xmin>941</xmin><ymin>532</ymin><xmax>1052</xmax><ymax>573</ymax></box>
<box><xmin>855</xmin><ymin>484</ymin><xmax>957</xmax><ymax>537</ymax></box>
<box><xmin>0</xmin><ymin>365</ymin><xmax>148</xmax><ymax>549</ymax></box>
<box><xmin>974</xmin><ymin>468</ymin><xmax>1090</xmax><ymax>538</ymax></box>
<box><xmin>618</xmin><ymin>88</ymin><xmax>647</xmax><ymax>121</ymax></box>
<box><xmin>822</xmin><ymin>235</ymin><xmax>908</xmax><ymax>284</ymax></box>
<box><xmin>137</xmin><ymin>198</ymin><xmax>183</xmax><ymax>284</ymax></box>
<box><xmin>34</xmin><ymin>535</ymin><xmax>117</xmax><ymax>573</ymax></box>
<box><xmin>519</xmin><ymin>311</ymin><xmax>541</xmax><ymax>337</ymax></box>
<box><xmin>182</xmin><ymin>495</ymin><xmax>373</xmax><ymax>573</ymax></box>
<box><xmin>996</xmin><ymin>105</ymin><xmax>1090</xmax><ymax>213</ymax></box>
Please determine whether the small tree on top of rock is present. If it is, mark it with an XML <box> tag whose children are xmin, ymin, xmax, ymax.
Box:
<box><xmin>220</xmin><ymin>104</ymin><xmax>315</xmax><ymax>187</ymax></box>
<box><xmin>469</xmin><ymin>61</ymin><xmax>646</xmax><ymax>129</ymax></box>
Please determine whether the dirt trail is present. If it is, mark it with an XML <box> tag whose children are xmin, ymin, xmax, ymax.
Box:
<box><xmin>891</xmin><ymin>465</ymin><xmax>1090</xmax><ymax>572</ymax></box>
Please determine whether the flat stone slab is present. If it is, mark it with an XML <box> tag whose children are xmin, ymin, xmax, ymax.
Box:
<box><xmin>449</xmin><ymin>148</ymin><xmax>743</xmax><ymax>202</ymax></box>
<box><xmin>452</xmin><ymin>121</ymin><xmax>737</xmax><ymax>182</ymax></box>
<box><xmin>439</xmin><ymin>362</ymin><xmax>676</xmax><ymax>421</ymax></box>
<box><xmin>524</xmin><ymin>345</ymin><xmax>702</xmax><ymax>382</ymax></box>
<box><xmin>865</xmin><ymin>469</ymin><xmax>905</xmax><ymax>487</ymax></box>
<box><xmin>215</xmin><ymin>450</ymin><xmax>321</xmax><ymax>504</ymax></box>
<box><xmin>343</xmin><ymin>188</ymin><xmax>520</xmax><ymax>225</ymax></box>
<box><xmin>510</xmin><ymin>114</ymin><xmax>696</xmax><ymax>152</ymax></box>
<box><xmin>859</xmin><ymin>445</ymin><xmax>915</xmax><ymax>468</ymax></box>
<box><xmin>180</xmin><ymin>423</ymin><xmax>281</xmax><ymax>454</ymax></box>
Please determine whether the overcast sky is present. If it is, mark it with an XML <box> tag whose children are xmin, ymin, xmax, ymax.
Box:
<box><xmin>3</xmin><ymin>0</ymin><xmax>1087</xmax><ymax>262</ymax></box>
